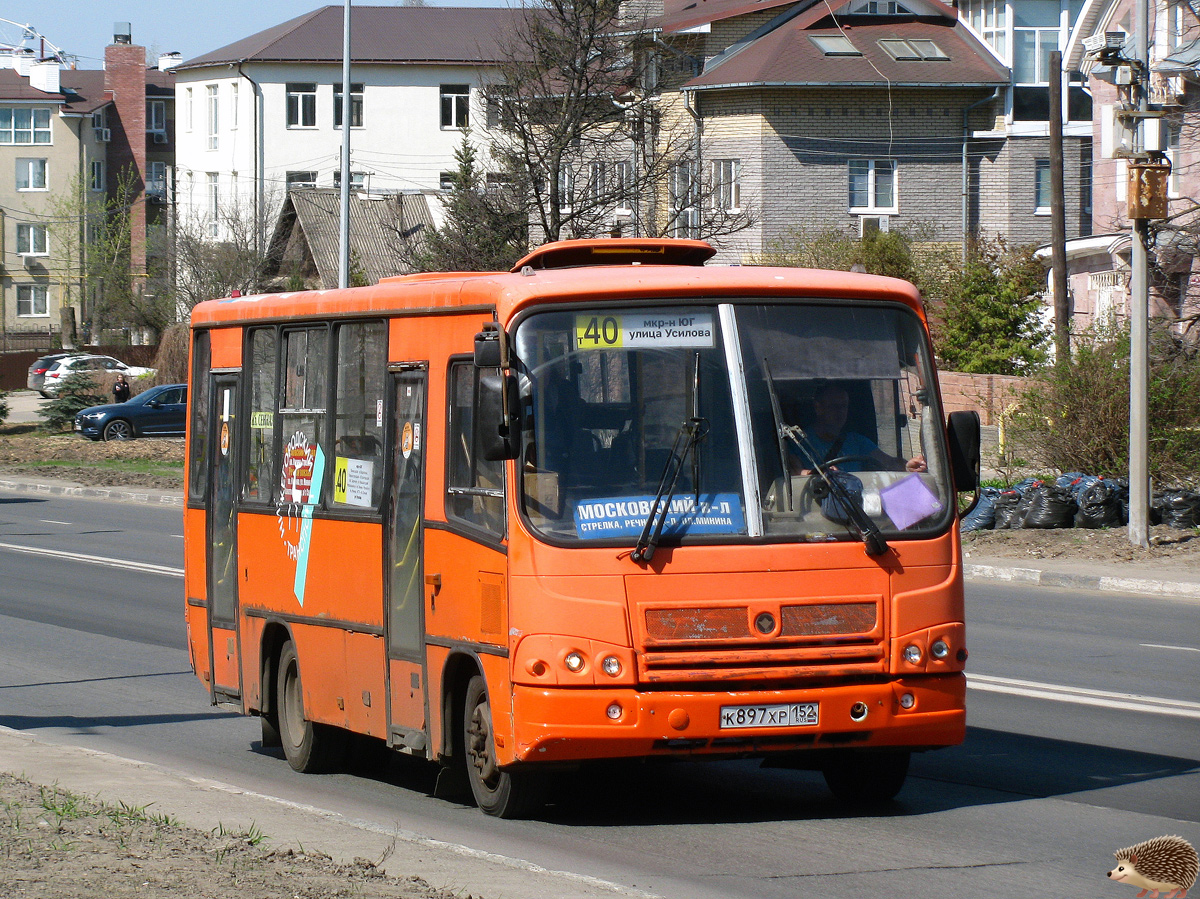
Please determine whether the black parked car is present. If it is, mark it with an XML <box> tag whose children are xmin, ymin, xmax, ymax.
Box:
<box><xmin>74</xmin><ymin>384</ymin><xmax>187</xmax><ymax>441</ymax></box>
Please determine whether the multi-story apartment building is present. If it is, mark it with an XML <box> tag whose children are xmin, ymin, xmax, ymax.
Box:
<box><xmin>0</xmin><ymin>28</ymin><xmax>174</xmax><ymax>345</ymax></box>
<box><xmin>172</xmin><ymin>5</ymin><xmax>526</xmax><ymax>242</ymax></box>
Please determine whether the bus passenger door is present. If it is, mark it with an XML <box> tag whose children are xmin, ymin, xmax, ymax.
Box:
<box><xmin>207</xmin><ymin>375</ymin><xmax>241</xmax><ymax>703</ymax></box>
<box><xmin>386</xmin><ymin>367</ymin><xmax>429</xmax><ymax>755</ymax></box>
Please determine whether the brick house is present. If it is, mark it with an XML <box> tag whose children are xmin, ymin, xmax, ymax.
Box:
<box><xmin>650</xmin><ymin>0</ymin><xmax>1097</xmax><ymax>262</ymax></box>
<box><xmin>0</xmin><ymin>28</ymin><xmax>174</xmax><ymax>346</ymax></box>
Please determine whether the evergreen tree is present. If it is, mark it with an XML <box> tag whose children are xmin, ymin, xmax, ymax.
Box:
<box><xmin>408</xmin><ymin>139</ymin><xmax>527</xmax><ymax>272</ymax></box>
<box><xmin>38</xmin><ymin>372</ymin><xmax>107</xmax><ymax>432</ymax></box>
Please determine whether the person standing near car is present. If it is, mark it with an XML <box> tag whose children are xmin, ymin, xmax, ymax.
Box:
<box><xmin>112</xmin><ymin>373</ymin><xmax>131</xmax><ymax>403</ymax></box>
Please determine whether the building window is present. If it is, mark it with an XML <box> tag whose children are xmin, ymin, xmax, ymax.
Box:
<box><xmin>147</xmin><ymin>99</ymin><xmax>167</xmax><ymax>135</ymax></box>
<box><xmin>286</xmin><ymin>171</ymin><xmax>317</xmax><ymax>191</ymax></box>
<box><xmin>964</xmin><ymin>0</ymin><xmax>1006</xmax><ymax>53</ymax></box>
<box><xmin>334</xmin><ymin>82</ymin><xmax>364</xmax><ymax>128</ymax></box>
<box><xmin>440</xmin><ymin>84</ymin><xmax>470</xmax><ymax>129</ymax></box>
<box><xmin>711</xmin><ymin>159</ymin><xmax>741</xmax><ymax>212</ymax></box>
<box><xmin>1034</xmin><ymin>158</ymin><xmax>1051</xmax><ymax>213</ymax></box>
<box><xmin>0</xmin><ymin>108</ymin><xmax>52</xmax><ymax>144</ymax></box>
<box><xmin>16</xmin><ymin>158</ymin><xmax>47</xmax><ymax>191</ymax></box>
<box><xmin>17</xmin><ymin>284</ymin><xmax>48</xmax><ymax>317</ymax></box>
<box><xmin>810</xmin><ymin>34</ymin><xmax>861</xmax><ymax>56</ymax></box>
<box><xmin>90</xmin><ymin>159</ymin><xmax>105</xmax><ymax>191</ymax></box>
<box><xmin>206</xmin><ymin>85</ymin><xmax>219</xmax><ymax>149</ymax></box>
<box><xmin>332</xmin><ymin>170</ymin><xmax>367</xmax><ymax>190</ymax></box>
<box><xmin>287</xmin><ymin>83</ymin><xmax>317</xmax><ymax>128</ymax></box>
<box><xmin>147</xmin><ymin>161</ymin><xmax>167</xmax><ymax>201</ymax></box>
<box><xmin>207</xmin><ymin>173</ymin><xmax>219</xmax><ymax>237</ymax></box>
<box><xmin>670</xmin><ymin>162</ymin><xmax>700</xmax><ymax>238</ymax></box>
<box><xmin>440</xmin><ymin>170</ymin><xmax>456</xmax><ymax>190</ymax></box>
<box><xmin>1166</xmin><ymin>125</ymin><xmax>1181</xmax><ymax>198</ymax></box>
<box><xmin>848</xmin><ymin>159</ymin><xmax>896</xmax><ymax>212</ymax></box>
<box><xmin>614</xmin><ymin>160</ymin><xmax>632</xmax><ymax>213</ymax></box>
<box><xmin>185</xmin><ymin>87</ymin><xmax>193</xmax><ymax>132</ymax></box>
<box><xmin>16</xmin><ymin>223</ymin><xmax>48</xmax><ymax>256</ymax></box>
<box><xmin>557</xmin><ymin>166</ymin><xmax>575</xmax><ymax>211</ymax></box>
<box><xmin>231</xmin><ymin>82</ymin><xmax>239</xmax><ymax>130</ymax></box>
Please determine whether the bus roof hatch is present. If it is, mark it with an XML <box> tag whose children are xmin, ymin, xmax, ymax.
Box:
<box><xmin>510</xmin><ymin>238</ymin><xmax>716</xmax><ymax>272</ymax></box>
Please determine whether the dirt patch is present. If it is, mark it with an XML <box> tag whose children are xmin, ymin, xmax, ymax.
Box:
<box><xmin>0</xmin><ymin>429</ymin><xmax>184</xmax><ymax>491</ymax></box>
<box><xmin>0</xmin><ymin>773</ymin><xmax>468</xmax><ymax>899</ymax></box>
<box><xmin>962</xmin><ymin>524</ymin><xmax>1200</xmax><ymax>568</ymax></box>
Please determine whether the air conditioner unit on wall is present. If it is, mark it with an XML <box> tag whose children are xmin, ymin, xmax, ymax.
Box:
<box><xmin>860</xmin><ymin>215</ymin><xmax>889</xmax><ymax>237</ymax></box>
<box><xmin>152</xmin><ymin>131</ymin><xmax>168</xmax><ymax>144</ymax></box>
<box><xmin>98</xmin><ymin>128</ymin><xmax>111</xmax><ymax>142</ymax></box>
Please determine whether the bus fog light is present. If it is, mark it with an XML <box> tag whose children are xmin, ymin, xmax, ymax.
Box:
<box><xmin>564</xmin><ymin>652</ymin><xmax>585</xmax><ymax>672</ymax></box>
<box><xmin>849</xmin><ymin>702</ymin><xmax>869</xmax><ymax>721</ymax></box>
<box><xmin>526</xmin><ymin>659</ymin><xmax>548</xmax><ymax>677</ymax></box>
<box><xmin>931</xmin><ymin>640</ymin><xmax>950</xmax><ymax>659</ymax></box>
<box><xmin>899</xmin><ymin>693</ymin><xmax>916</xmax><ymax>709</ymax></box>
<box><xmin>606</xmin><ymin>702</ymin><xmax>623</xmax><ymax>720</ymax></box>
<box><xmin>903</xmin><ymin>644</ymin><xmax>923</xmax><ymax>665</ymax></box>
<box><xmin>601</xmin><ymin>655</ymin><xmax>622</xmax><ymax>677</ymax></box>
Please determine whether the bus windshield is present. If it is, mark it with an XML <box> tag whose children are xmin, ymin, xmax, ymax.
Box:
<box><xmin>513</xmin><ymin>301</ymin><xmax>953</xmax><ymax>546</ymax></box>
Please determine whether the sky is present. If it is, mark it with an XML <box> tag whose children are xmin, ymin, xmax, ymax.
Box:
<box><xmin>1</xmin><ymin>0</ymin><xmax>506</xmax><ymax>70</ymax></box>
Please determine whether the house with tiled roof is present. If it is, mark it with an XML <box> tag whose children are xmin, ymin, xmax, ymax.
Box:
<box><xmin>650</xmin><ymin>0</ymin><xmax>1097</xmax><ymax>260</ymax></box>
<box><xmin>0</xmin><ymin>29</ymin><xmax>174</xmax><ymax>346</ymax></box>
<box><xmin>172</xmin><ymin>5</ymin><xmax>527</xmax><ymax>246</ymax></box>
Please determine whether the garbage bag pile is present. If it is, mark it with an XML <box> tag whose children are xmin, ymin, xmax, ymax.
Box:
<box><xmin>961</xmin><ymin>473</ymin><xmax>1200</xmax><ymax>532</ymax></box>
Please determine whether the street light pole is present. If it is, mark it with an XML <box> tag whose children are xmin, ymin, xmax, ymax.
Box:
<box><xmin>1128</xmin><ymin>0</ymin><xmax>1150</xmax><ymax>548</ymax></box>
<box><xmin>338</xmin><ymin>0</ymin><xmax>352</xmax><ymax>290</ymax></box>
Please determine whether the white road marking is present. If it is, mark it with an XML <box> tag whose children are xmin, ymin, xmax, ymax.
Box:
<box><xmin>38</xmin><ymin>519</ymin><xmax>72</xmax><ymax>526</ymax></box>
<box><xmin>1139</xmin><ymin>642</ymin><xmax>1200</xmax><ymax>653</ymax></box>
<box><xmin>0</xmin><ymin>541</ymin><xmax>183</xmax><ymax>578</ymax></box>
<box><xmin>968</xmin><ymin>673</ymin><xmax>1200</xmax><ymax>719</ymax></box>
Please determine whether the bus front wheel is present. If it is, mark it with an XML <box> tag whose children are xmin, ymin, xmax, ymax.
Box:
<box><xmin>277</xmin><ymin>641</ymin><xmax>345</xmax><ymax>773</ymax></box>
<box><xmin>462</xmin><ymin>675</ymin><xmax>544</xmax><ymax>818</ymax></box>
<box><xmin>821</xmin><ymin>749</ymin><xmax>910</xmax><ymax>804</ymax></box>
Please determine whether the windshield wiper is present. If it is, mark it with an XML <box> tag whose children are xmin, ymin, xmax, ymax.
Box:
<box><xmin>782</xmin><ymin>424</ymin><xmax>889</xmax><ymax>557</ymax></box>
<box><xmin>631</xmin><ymin>417</ymin><xmax>709</xmax><ymax>563</ymax></box>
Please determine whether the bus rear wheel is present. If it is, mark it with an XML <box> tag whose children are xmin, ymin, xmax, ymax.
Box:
<box><xmin>277</xmin><ymin>641</ymin><xmax>345</xmax><ymax>773</ymax></box>
<box><xmin>821</xmin><ymin>749</ymin><xmax>910</xmax><ymax>804</ymax></box>
<box><xmin>463</xmin><ymin>675</ymin><xmax>544</xmax><ymax>818</ymax></box>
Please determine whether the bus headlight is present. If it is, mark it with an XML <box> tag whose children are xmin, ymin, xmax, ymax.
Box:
<box><xmin>564</xmin><ymin>651</ymin><xmax>585</xmax><ymax>673</ymax></box>
<box><xmin>931</xmin><ymin>639</ymin><xmax>950</xmax><ymax>660</ymax></box>
<box><xmin>601</xmin><ymin>655</ymin><xmax>622</xmax><ymax>677</ymax></box>
<box><xmin>903</xmin><ymin>644</ymin><xmax>923</xmax><ymax>665</ymax></box>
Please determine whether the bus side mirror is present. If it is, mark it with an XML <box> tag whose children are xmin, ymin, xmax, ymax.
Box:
<box><xmin>947</xmin><ymin>410</ymin><xmax>981</xmax><ymax>512</ymax></box>
<box><xmin>474</xmin><ymin>327</ymin><xmax>502</xmax><ymax>368</ymax></box>
<box><xmin>478</xmin><ymin>371</ymin><xmax>520</xmax><ymax>461</ymax></box>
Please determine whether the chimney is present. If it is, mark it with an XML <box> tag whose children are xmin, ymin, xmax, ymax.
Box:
<box><xmin>11</xmin><ymin>48</ymin><xmax>35</xmax><ymax>76</ymax></box>
<box><xmin>113</xmin><ymin>22</ymin><xmax>132</xmax><ymax>44</ymax></box>
<box><xmin>29</xmin><ymin>60</ymin><xmax>61</xmax><ymax>94</ymax></box>
<box><xmin>158</xmin><ymin>52</ymin><xmax>182</xmax><ymax>71</ymax></box>
<box><xmin>105</xmin><ymin>34</ymin><xmax>148</xmax><ymax>275</ymax></box>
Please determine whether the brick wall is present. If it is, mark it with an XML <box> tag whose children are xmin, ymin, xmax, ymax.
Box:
<box><xmin>937</xmin><ymin>370</ymin><xmax>1028</xmax><ymax>426</ymax></box>
<box><xmin>104</xmin><ymin>42</ymin><xmax>148</xmax><ymax>275</ymax></box>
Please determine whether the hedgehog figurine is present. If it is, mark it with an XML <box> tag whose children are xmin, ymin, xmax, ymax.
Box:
<box><xmin>1108</xmin><ymin>835</ymin><xmax>1198</xmax><ymax>899</ymax></box>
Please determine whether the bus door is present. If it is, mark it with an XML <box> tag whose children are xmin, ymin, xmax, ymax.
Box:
<box><xmin>385</xmin><ymin>367</ymin><xmax>429</xmax><ymax>755</ymax></box>
<box><xmin>207</xmin><ymin>374</ymin><xmax>241</xmax><ymax>703</ymax></box>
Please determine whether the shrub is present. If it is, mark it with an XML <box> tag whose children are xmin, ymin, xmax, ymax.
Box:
<box><xmin>1006</xmin><ymin>322</ymin><xmax>1200</xmax><ymax>486</ymax></box>
<box><xmin>153</xmin><ymin>323</ymin><xmax>190</xmax><ymax>385</ymax></box>
<box><xmin>38</xmin><ymin>372</ymin><xmax>107</xmax><ymax>431</ymax></box>
<box><xmin>0</xmin><ymin>389</ymin><xmax>8</xmax><ymax>425</ymax></box>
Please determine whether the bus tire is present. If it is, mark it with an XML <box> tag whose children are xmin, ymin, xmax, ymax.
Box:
<box><xmin>260</xmin><ymin>711</ymin><xmax>281</xmax><ymax>748</ymax></box>
<box><xmin>463</xmin><ymin>675</ymin><xmax>544</xmax><ymax>818</ymax></box>
<box><xmin>821</xmin><ymin>749</ymin><xmax>910</xmax><ymax>804</ymax></box>
<box><xmin>277</xmin><ymin>641</ymin><xmax>345</xmax><ymax>773</ymax></box>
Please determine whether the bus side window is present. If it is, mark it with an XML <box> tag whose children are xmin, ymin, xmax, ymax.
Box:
<box><xmin>447</xmin><ymin>360</ymin><xmax>505</xmax><ymax>539</ymax></box>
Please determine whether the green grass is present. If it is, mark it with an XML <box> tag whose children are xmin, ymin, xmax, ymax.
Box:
<box><xmin>14</xmin><ymin>458</ymin><xmax>183</xmax><ymax>475</ymax></box>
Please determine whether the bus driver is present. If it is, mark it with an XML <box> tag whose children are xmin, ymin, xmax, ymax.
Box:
<box><xmin>789</xmin><ymin>381</ymin><xmax>927</xmax><ymax>475</ymax></box>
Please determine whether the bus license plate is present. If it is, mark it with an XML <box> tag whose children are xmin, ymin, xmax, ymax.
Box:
<box><xmin>719</xmin><ymin>702</ymin><xmax>818</xmax><ymax>729</ymax></box>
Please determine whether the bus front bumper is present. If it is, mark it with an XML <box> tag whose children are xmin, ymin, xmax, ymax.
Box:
<box><xmin>508</xmin><ymin>673</ymin><xmax>965</xmax><ymax>765</ymax></box>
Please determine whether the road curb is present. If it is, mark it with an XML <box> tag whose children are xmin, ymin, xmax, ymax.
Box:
<box><xmin>0</xmin><ymin>478</ymin><xmax>184</xmax><ymax>506</ymax></box>
<box><xmin>964</xmin><ymin>563</ymin><xmax>1200</xmax><ymax>601</ymax></box>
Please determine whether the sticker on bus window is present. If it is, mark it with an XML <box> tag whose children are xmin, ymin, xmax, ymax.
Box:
<box><xmin>574</xmin><ymin>493</ymin><xmax>744</xmax><ymax>539</ymax></box>
<box><xmin>281</xmin><ymin>431</ymin><xmax>315</xmax><ymax>505</ymax></box>
<box><xmin>575</xmin><ymin>313</ymin><xmax>715</xmax><ymax>351</ymax></box>
<box><xmin>334</xmin><ymin>456</ymin><xmax>374</xmax><ymax>507</ymax></box>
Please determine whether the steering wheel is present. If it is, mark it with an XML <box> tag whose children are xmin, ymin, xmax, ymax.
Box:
<box><xmin>819</xmin><ymin>454</ymin><xmax>877</xmax><ymax>470</ymax></box>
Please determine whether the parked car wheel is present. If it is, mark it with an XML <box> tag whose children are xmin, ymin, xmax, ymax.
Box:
<box><xmin>102</xmin><ymin>419</ymin><xmax>134</xmax><ymax>441</ymax></box>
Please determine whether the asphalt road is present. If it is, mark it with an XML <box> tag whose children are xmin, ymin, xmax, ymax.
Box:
<box><xmin>0</xmin><ymin>490</ymin><xmax>1196</xmax><ymax>899</ymax></box>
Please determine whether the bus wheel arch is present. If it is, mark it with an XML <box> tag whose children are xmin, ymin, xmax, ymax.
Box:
<box><xmin>460</xmin><ymin>670</ymin><xmax>546</xmax><ymax>818</ymax></box>
<box><xmin>257</xmin><ymin>622</ymin><xmax>291</xmax><ymax>749</ymax></box>
<box><xmin>276</xmin><ymin>637</ymin><xmax>347</xmax><ymax>773</ymax></box>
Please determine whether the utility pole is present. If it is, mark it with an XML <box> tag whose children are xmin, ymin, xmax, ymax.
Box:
<box><xmin>338</xmin><ymin>0</ymin><xmax>352</xmax><ymax>289</ymax></box>
<box><xmin>1128</xmin><ymin>0</ymin><xmax>1151</xmax><ymax>548</ymax></box>
<box><xmin>1049</xmin><ymin>51</ymin><xmax>1070</xmax><ymax>364</ymax></box>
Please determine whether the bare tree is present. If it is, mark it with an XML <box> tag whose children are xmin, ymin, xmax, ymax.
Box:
<box><xmin>482</xmin><ymin>0</ymin><xmax>755</xmax><ymax>245</ymax></box>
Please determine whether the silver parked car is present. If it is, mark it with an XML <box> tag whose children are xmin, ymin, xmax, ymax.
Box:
<box><xmin>40</xmin><ymin>354</ymin><xmax>156</xmax><ymax>397</ymax></box>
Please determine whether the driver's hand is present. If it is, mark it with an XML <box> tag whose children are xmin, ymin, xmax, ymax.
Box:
<box><xmin>906</xmin><ymin>455</ymin><xmax>927</xmax><ymax>472</ymax></box>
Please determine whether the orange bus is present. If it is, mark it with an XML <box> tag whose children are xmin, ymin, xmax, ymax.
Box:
<box><xmin>185</xmin><ymin>238</ymin><xmax>980</xmax><ymax>817</ymax></box>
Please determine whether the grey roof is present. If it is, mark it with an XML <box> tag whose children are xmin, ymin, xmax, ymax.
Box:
<box><xmin>266</xmin><ymin>187</ymin><xmax>436</xmax><ymax>289</ymax></box>
<box><xmin>180</xmin><ymin>5</ymin><xmax>529</xmax><ymax>69</ymax></box>
<box><xmin>1158</xmin><ymin>37</ymin><xmax>1200</xmax><ymax>75</ymax></box>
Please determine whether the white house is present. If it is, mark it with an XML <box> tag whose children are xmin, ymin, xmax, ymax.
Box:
<box><xmin>173</xmin><ymin>5</ymin><xmax>526</xmax><ymax>239</ymax></box>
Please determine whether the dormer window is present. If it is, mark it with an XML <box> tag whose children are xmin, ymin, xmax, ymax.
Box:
<box><xmin>810</xmin><ymin>34</ymin><xmax>862</xmax><ymax>56</ymax></box>
<box><xmin>844</xmin><ymin>0</ymin><xmax>911</xmax><ymax>13</ymax></box>
<box><xmin>878</xmin><ymin>38</ymin><xmax>949</xmax><ymax>60</ymax></box>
